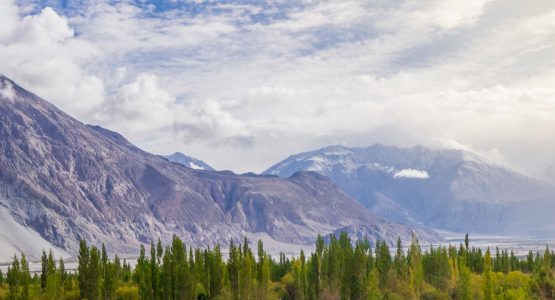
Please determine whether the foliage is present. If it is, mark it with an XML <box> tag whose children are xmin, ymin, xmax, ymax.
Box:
<box><xmin>2</xmin><ymin>234</ymin><xmax>555</xmax><ymax>299</ymax></box>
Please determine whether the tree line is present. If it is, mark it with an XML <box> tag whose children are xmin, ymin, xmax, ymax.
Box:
<box><xmin>1</xmin><ymin>233</ymin><xmax>554</xmax><ymax>299</ymax></box>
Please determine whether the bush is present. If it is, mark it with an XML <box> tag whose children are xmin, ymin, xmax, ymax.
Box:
<box><xmin>115</xmin><ymin>284</ymin><xmax>139</xmax><ymax>300</ymax></box>
<box><xmin>382</xmin><ymin>291</ymin><xmax>404</xmax><ymax>300</ymax></box>
<box><xmin>64</xmin><ymin>289</ymin><xmax>81</xmax><ymax>300</ymax></box>
<box><xmin>420</xmin><ymin>287</ymin><xmax>450</xmax><ymax>300</ymax></box>
<box><xmin>505</xmin><ymin>271</ymin><xmax>530</xmax><ymax>289</ymax></box>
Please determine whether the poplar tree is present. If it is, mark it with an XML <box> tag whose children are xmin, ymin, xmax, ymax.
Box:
<box><xmin>457</xmin><ymin>253</ymin><xmax>472</xmax><ymax>300</ymax></box>
<box><xmin>40</xmin><ymin>250</ymin><xmax>48</xmax><ymax>291</ymax></box>
<box><xmin>7</xmin><ymin>255</ymin><xmax>21</xmax><ymax>300</ymax></box>
<box><xmin>256</xmin><ymin>240</ymin><xmax>270</xmax><ymax>300</ymax></box>
<box><xmin>240</xmin><ymin>238</ymin><xmax>254</xmax><ymax>300</ymax></box>
<box><xmin>351</xmin><ymin>241</ymin><xmax>368</xmax><ymax>300</ymax></box>
<box><xmin>209</xmin><ymin>245</ymin><xmax>224</xmax><ymax>297</ymax></box>
<box><xmin>89</xmin><ymin>246</ymin><xmax>101</xmax><ymax>300</ymax></box>
<box><xmin>20</xmin><ymin>254</ymin><xmax>30</xmax><ymax>300</ymax></box>
<box><xmin>408</xmin><ymin>236</ymin><xmax>423</xmax><ymax>299</ymax></box>
<box><xmin>150</xmin><ymin>241</ymin><xmax>158</xmax><ymax>300</ymax></box>
<box><xmin>483</xmin><ymin>248</ymin><xmax>494</xmax><ymax>300</ymax></box>
<box><xmin>228</xmin><ymin>240</ymin><xmax>240</xmax><ymax>300</ymax></box>
<box><xmin>375</xmin><ymin>241</ymin><xmax>392</xmax><ymax>289</ymax></box>
<box><xmin>78</xmin><ymin>239</ymin><xmax>90</xmax><ymax>299</ymax></box>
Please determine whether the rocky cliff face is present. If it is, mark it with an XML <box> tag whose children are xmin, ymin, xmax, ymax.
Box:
<box><xmin>0</xmin><ymin>76</ymin><xmax>439</xmax><ymax>258</ymax></box>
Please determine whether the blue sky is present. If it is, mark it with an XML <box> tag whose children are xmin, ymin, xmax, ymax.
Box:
<box><xmin>2</xmin><ymin>0</ymin><xmax>555</xmax><ymax>178</ymax></box>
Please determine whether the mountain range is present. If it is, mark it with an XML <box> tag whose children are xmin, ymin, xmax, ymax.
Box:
<box><xmin>0</xmin><ymin>75</ymin><xmax>438</xmax><ymax>260</ymax></box>
<box><xmin>164</xmin><ymin>152</ymin><xmax>214</xmax><ymax>171</ymax></box>
<box><xmin>264</xmin><ymin>144</ymin><xmax>555</xmax><ymax>236</ymax></box>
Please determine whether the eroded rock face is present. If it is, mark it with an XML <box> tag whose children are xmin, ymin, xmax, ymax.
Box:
<box><xmin>0</xmin><ymin>75</ymin><xmax>439</xmax><ymax>255</ymax></box>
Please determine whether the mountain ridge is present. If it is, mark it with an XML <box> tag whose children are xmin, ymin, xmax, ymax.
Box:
<box><xmin>264</xmin><ymin>144</ymin><xmax>555</xmax><ymax>236</ymax></box>
<box><xmin>0</xmin><ymin>75</ymin><xmax>439</xmax><ymax>260</ymax></box>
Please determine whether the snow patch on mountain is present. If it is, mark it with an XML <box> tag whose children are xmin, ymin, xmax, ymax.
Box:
<box><xmin>264</xmin><ymin>144</ymin><xmax>555</xmax><ymax>237</ymax></box>
<box><xmin>188</xmin><ymin>162</ymin><xmax>204</xmax><ymax>170</ymax></box>
<box><xmin>394</xmin><ymin>169</ymin><xmax>430</xmax><ymax>179</ymax></box>
<box><xmin>164</xmin><ymin>152</ymin><xmax>214</xmax><ymax>171</ymax></box>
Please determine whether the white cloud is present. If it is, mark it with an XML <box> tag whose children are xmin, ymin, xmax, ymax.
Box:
<box><xmin>0</xmin><ymin>2</ymin><xmax>105</xmax><ymax>122</ymax></box>
<box><xmin>10</xmin><ymin>7</ymin><xmax>73</xmax><ymax>43</ymax></box>
<box><xmin>394</xmin><ymin>169</ymin><xmax>431</xmax><ymax>179</ymax></box>
<box><xmin>414</xmin><ymin>0</ymin><xmax>493</xmax><ymax>30</ymax></box>
<box><xmin>3</xmin><ymin>0</ymin><xmax>555</xmax><ymax>176</ymax></box>
<box><xmin>0</xmin><ymin>79</ymin><xmax>16</xmax><ymax>101</ymax></box>
<box><xmin>105</xmin><ymin>73</ymin><xmax>175</xmax><ymax>135</ymax></box>
<box><xmin>172</xmin><ymin>99</ymin><xmax>254</xmax><ymax>148</ymax></box>
<box><xmin>0</xmin><ymin>0</ymin><xmax>19</xmax><ymax>41</ymax></box>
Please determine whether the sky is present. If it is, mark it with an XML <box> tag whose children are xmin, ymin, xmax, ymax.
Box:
<box><xmin>1</xmin><ymin>0</ymin><xmax>555</xmax><ymax>178</ymax></box>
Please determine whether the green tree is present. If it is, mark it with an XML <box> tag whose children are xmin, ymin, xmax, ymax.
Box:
<box><xmin>208</xmin><ymin>245</ymin><xmax>224</xmax><ymax>297</ymax></box>
<box><xmin>160</xmin><ymin>246</ymin><xmax>173</xmax><ymax>300</ymax></box>
<box><xmin>256</xmin><ymin>240</ymin><xmax>271</xmax><ymax>300</ymax></box>
<box><xmin>339</xmin><ymin>233</ymin><xmax>353</xmax><ymax>300</ymax></box>
<box><xmin>103</xmin><ymin>260</ymin><xmax>116</xmax><ymax>300</ymax></box>
<box><xmin>44</xmin><ymin>255</ymin><xmax>62</xmax><ymax>300</ymax></box>
<box><xmin>171</xmin><ymin>235</ymin><xmax>190</xmax><ymax>300</ymax></box>
<box><xmin>149</xmin><ymin>241</ymin><xmax>158</xmax><ymax>300</ymax></box>
<box><xmin>40</xmin><ymin>250</ymin><xmax>48</xmax><ymax>291</ymax></box>
<box><xmin>78</xmin><ymin>239</ymin><xmax>90</xmax><ymax>299</ymax></box>
<box><xmin>6</xmin><ymin>255</ymin><xmax>21</xmax><ymax>300</ymax></box>
<box><xmin>350</xmin><ymin>241</ymin><xmax>368</xmax><ymax>300</ymax></box>
<box><xmin>89</xmin><ymin>246</ymin><xmax>102</xmax><ymax>300</ymax></box>
<box><xmin>408</xmin><ymin>236</ymin><xmax>423</xmax><ymax>299</ymax></box>
<box><xmin>394</xmin><ymin>238</ymin><xmax>408</xmax><ymax>280</ymax></box>
<box><xmin>228</xmin><ymin>240</ymin><xmax>240</xmax><ymax>300</ymax></box>
<box><xmin>134</xmin><ymin>244</ymin><xmax>152</xmax><ymax>299</ymax></box>
<box><xmin>240</xmin><ymin>238</ymin><xmax>255</xmax><ymax>300</ymax></box>
<box><xmin>20</xmin><ymin>254</ymin><xmax>30</xmax><ymax>300</ymax></box>
<box><xmin>307</xmin><ymin>253</ymin><xmax>321</xmax><ymax>299</ymax></box>
<box><xmin>366</xmin><ymin>268</ymin><xmax>382</xmax><ymax>300</ymax></box>
<box><xmin>375</xmin><ymin>240</ymin><xmax>392</xmax><ymax>289</ymax></box>
<box><xmin>456</xmin><ymin>264</ymin><xmax>472</xmax><ymax>300</ymax></box>
<box><xmin>483</xmin><ymin>248</ymin><xmax>494</xmax><ymax>300</ymax></box>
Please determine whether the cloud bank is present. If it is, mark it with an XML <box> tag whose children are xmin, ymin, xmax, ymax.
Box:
<box><xmin>2</xmin><ymin>0</ymin><xmax>555</xmax><ymax>177</ymax></box>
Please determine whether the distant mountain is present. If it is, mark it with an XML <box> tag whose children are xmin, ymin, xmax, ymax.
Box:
<box><xmin>264</xmin><ymin>144</ymin><xmax>555</xmax><ymax>236</ymax></box>
<box><xmin>164</xmin><ymin>152</ymin><xmax>214</xmax><ymax>171</ymax></box>
<box><xmin>0</xmin><ymin>76</ymin><xmax>439</xmax><ymax>259</ymax></box>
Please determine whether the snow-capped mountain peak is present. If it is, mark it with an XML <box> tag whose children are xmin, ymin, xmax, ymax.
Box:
<box><xmin>164</xmin><ymin>152</ymin><xmax>214</xmax><ymax>171</ymax></box>
<box><xmin>264</xmin><ymin>144</ymin><xmax>555</xmax><ymax>237</ymax></box>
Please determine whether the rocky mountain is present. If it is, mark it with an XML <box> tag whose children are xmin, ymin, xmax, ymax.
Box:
<box><xmin>264</xmin><ymin>144</ymin><xmax>555</xmax><ymax>236</ymax></box>
<box><xmin>0</xmin><ymin>76</ymin><xmax>439</xmax><ymax>260</ymax></box>
<box><xmin>164</xmin><ymin>152</ymin><xmax>214</xmax><ymax>171</ymax></box>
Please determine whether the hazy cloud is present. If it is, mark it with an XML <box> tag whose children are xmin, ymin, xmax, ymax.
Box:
<box><xmin>3</xmin><ymin>0</ymin><xmax>555</xmax><ymax>177</ymax></box>
<box><xmin>172</xmin><ymin>99</ymin><xmax>254</xmax><ymax>148</ymax></box>
<box><xmin>106</xmin><ymin>73</ymin><xmax>176</xmax><ymax>134</ymax></box>
<box><xmin>0</xmin><ymin>3</ymin><xmax>105</xmax><ymax>122</ymax></box>
<box><xmin>0</xmin><ymin>79</ymin><xmax>16</xmax><ymax>102</ymax></box>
